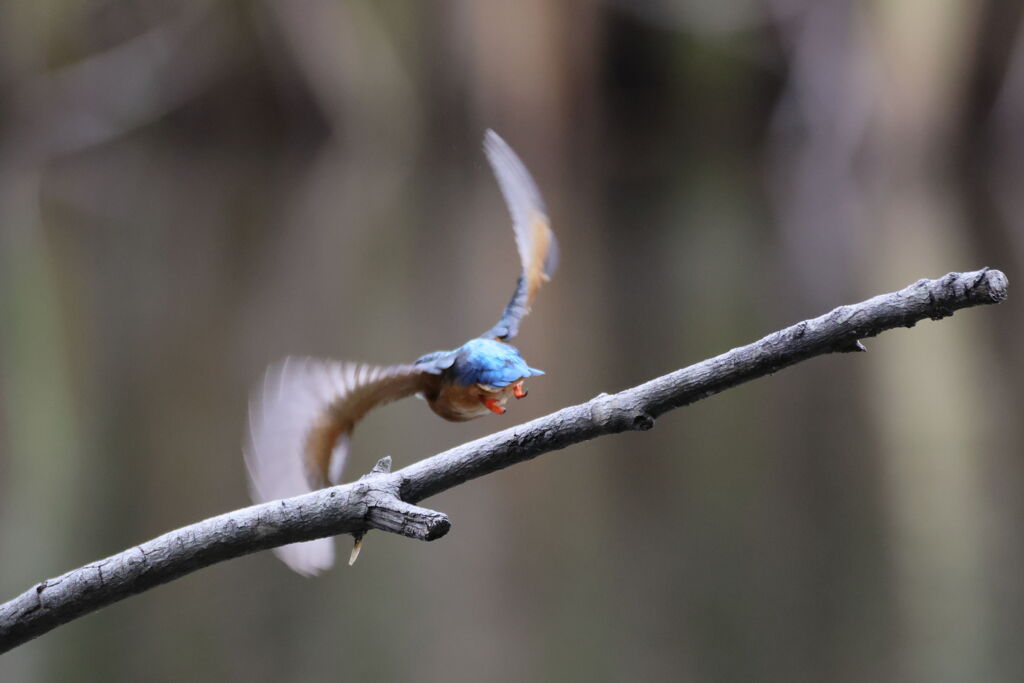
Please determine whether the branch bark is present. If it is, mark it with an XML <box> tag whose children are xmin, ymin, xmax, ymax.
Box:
<box><xmin>0</xmin><ymin>268</ymin><xmax>1008</xmax><ymax>653</ymax></box>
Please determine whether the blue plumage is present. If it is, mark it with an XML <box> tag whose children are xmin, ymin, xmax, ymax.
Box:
<box><xmin>450</xmin><ymin>338</ymin><xmax>543</xmax><ymax>387</ymax></box>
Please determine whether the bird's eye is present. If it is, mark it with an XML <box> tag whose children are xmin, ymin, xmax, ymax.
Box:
<box><xmin>476</xmin><ymin>383</ymin><xmax>500</xmax><ymax>392</ymax></box>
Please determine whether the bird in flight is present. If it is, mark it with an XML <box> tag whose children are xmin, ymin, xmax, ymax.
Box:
<box><xmin>244</xmin><ymin>130</ymin><xmax>558</xmax><ymax>575</ymax></box>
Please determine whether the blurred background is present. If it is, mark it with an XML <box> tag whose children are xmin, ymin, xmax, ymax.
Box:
<box><xmin>0</xmin><ymin>1</ymin><xmax>1021</xmax><ymax>681</ymax></box>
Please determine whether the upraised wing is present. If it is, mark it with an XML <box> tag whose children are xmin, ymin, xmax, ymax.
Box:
<box><xmin>481</xmin><ymin>129</ymin><xmax>559</xmax><ymax>341</ymax></box>
<box><xmin>244</xmin><ymin>357</ymin><xmax>442</xmax><ymax>575</ymax></box>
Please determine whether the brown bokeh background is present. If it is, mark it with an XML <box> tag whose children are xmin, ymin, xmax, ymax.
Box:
<box><xmin>1</xmin><ymin>2</ymin><xmax>1022</xmax><ymax>681</ymax></box>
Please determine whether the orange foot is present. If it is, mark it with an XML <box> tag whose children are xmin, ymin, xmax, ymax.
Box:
<box><xmin>513</xmin><ymin>381</ymin><xmax>527</xmax><ymax>399</ymax></box>
<box><xmin>483</xmin><ymin>397</ymin><xmax>506</xmax><ymax>415</ymax></box>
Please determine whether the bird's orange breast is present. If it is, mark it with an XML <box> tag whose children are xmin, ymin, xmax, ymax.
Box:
<box><xmin>428</xmin><ymin>382</ymin><xmax>515</xmax><ymax>422</ymax></box>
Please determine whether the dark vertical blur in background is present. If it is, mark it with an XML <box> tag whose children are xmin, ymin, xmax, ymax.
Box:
<box><xmin>0</xmin><ymin>1</ymin><xmax>1021</xmax><ymax>681</ymax></box>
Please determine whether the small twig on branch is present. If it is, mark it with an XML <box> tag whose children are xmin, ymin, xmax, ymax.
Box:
<box><xmin>0</xmin><ymin>268</ymin><xmax>1008</xmax><ymax>653</ymax></box>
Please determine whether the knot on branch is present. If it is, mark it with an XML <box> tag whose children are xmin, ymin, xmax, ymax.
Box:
<box><xmin>354</xmin><ymin>457</ymin><xmax>451</xmax><ymax>542</ymax></box>
<box><xmin>589</xmin><ymin>392</ymin><xmax>655</xmax><ymax>433</ymax></box>
<box><xmin>364</xmin><ymin>497</ymin><xmax>451</xmax><ymax>541</ymax></box>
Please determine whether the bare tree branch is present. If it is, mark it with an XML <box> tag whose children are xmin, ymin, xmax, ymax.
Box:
<box><xmin>0</xmin><ymin>268</ymin><xmax>1008</xmax><ymax>654</ymax></box>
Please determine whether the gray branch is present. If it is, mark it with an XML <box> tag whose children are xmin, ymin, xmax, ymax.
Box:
<box><xmin>0</xmin><ymin>268</ymin><xmax>1008</xmax><ymax>654</ymax></box>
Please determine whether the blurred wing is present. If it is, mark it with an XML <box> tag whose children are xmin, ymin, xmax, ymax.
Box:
<box><xmin>244</xmin><ymin>357</ymin><xmax>435</xmax><ymax>575</ymax></box>
<box><xmin>481</xmin><ymin>129</ymin><xmax>559</xmax><ymax>341</ymax></box>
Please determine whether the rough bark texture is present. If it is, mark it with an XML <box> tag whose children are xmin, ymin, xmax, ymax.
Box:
<box><xmin>0</xmin><ymin>268</ymin><xmax>1008</xmax><ymax>654</ymax></box>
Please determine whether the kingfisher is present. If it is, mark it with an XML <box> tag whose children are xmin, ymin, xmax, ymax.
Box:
<box><xmin>244</xmin><ymin>130</ymin><xmax>558</xmax><ymax>575</ymax></box>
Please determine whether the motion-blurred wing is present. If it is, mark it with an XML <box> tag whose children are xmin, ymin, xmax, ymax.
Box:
<box><xmin>244</xmin><ymin>357</ymin><xmax>436</xmax><ymax>575</ymax></box>
<box><xmin>481</xmin><ymin>129</ymin><xmax>559</xmax><ymax>341</ymax></box>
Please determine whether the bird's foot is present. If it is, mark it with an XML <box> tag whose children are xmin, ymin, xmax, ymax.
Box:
<box><xmin>513</xmin><ymin>381</ymin><xmax>527</xmax><ymax>399</ymax></box>
<box><xmin>483</xmin><ymin>397</ymin><xmax>506</xmax><ymax>415</ymax></box>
